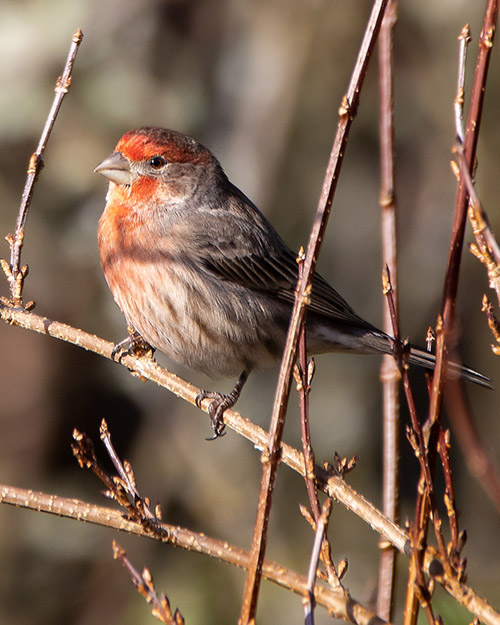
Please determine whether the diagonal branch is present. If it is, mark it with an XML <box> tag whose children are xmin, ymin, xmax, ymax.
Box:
<box><xmin>238</xmin><ymin>2</ymin><xmax>390</xmax><ymax>621</ymax></box>
<box><xmin>428</xmin><ymin>0</ymin><xmax>498</xmax><ymax>429</ymax></box>
<box><xmin>0</xmin><ymin>300</ymin><xmax>415</xmax><ymax>553</ymax></box>
<box><xmin>1</xmin><ymin>483</ymin><xmax>499</xmax><ymax>625</ymax></box>
<box><xmin>0</xmin><ymin>484</ymin><xmax>387</xmax><ymax>625</ymax></box>
<box><xmin>2</xmin><ymin>29</ymin><xmax>83</xmax><ymax>307</ymax></box>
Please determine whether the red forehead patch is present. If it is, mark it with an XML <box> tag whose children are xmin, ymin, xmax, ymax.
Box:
<box><xmin>114</xmin><ymin>127</ymin><xmax>211</xmax><ymax>166</ymax></box>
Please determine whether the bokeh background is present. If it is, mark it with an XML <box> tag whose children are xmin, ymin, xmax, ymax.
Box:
<box><xmin>0</xmin><ymin>1</ymin><xmax>499</xmax><ymax>623</ymax></box>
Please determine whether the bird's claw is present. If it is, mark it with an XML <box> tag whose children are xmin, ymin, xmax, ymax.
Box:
<box><xmin>195</xmin><ymin>390</ymin><xmax>230</xmax><ymax>440</ymax></box>
<box><xmin>111</xmin><ymin>331</ymin><xmax>154</xmax><ymax>363</ymax></box>
<box><xmin>195</xmin><ymin>371</ymin><xmax>248</xmax><ymax>440</ymax></box>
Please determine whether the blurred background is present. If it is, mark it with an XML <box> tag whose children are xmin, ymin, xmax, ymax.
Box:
<box><xmin>0</xmin><ymin>1</ymin><xmax>499</xmax><ymax>623</ymax></box>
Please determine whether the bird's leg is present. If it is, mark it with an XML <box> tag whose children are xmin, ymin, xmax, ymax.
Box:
<box><xmin>196</xmin><ymin>370</ymin><xmax>249</xmax><ymax>440</ymax></box>
<box><xmin>111</xmin><ymin>329</ymin><xmax>155</xmax><ymax>362</ymax></box>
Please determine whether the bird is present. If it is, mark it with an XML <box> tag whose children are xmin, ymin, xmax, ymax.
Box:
<box><xmin>94</xmin><ymin>126</ymin><xmax>490</xmax><ymax>437</ymax></box>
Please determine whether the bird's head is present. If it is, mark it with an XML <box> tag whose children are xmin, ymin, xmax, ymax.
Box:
<box><xmin>94</xmin><ymin>127</ymin><xmax>224</xmax><ymax>213</ymax></box>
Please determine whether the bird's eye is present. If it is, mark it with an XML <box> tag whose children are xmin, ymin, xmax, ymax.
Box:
<box><xmin>149</xmin><ymin>156</ymin><xmax>166</xmax><ymax>170</ymax></box>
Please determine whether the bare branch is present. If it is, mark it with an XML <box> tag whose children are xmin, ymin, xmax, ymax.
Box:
<box><xmin>239</xmin><ymin>2</ymin><xmax>390</xmax><ymax>621</ymax></box>
<box><xmin>0</xmin><ymin>483</ymin><xmax>386</xmax><ymax>624</ymax></box>
<box><xmin>1</xmin><ymin>483</ymin><xmax>498</xmax><ymax>624</ymax></box>
<box><xmin>377</xmin><ymin>1</ymin><xmax>400</xmax><ymax>619</ymax></box>
<box><xmin>2</xmin><ymin>29</ymin><xmax>83</xmax><ymax>307</ymax></box>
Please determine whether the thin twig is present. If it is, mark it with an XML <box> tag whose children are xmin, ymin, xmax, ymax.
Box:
<box><xmin>454</xmin><ymin>25</ymin><xmax>471</xmax><ymax>145</ymax></box>
<box><xmin>113</xmin><ymin>541</ymin><xmax>185</xmax><ymax>625</ymax></box>
<box><xmin>383</xmin><ymin>268</ymin><xmax>451</xmax><ymax>625</ymax></box>
<box><xmin>296</xmin><ymin>252</ymin><xmax>340</xmax><ymax>589</ymax></box>
<box><xmin>449</xmin><ymin>5</ymin><xmax>500</xmax><ymax>519</ymax></box>
<box><xmin>296</xmin><ymin>250</ymin><xmax>320</xmax><ymax>521</ymax></box>
<box><xmin>437</xmin><ymin>428</ymin><xmax>461</xmax><ymax>567</ymax></box>
<box><xmin>239</xmin><ymin>2</ymin><xmax>390</xmax><ymax>621</ymax></box>
<box><xmin>99</xmin><ymin>419</ymin><xmax>160</xmax><ymax>524</ymax></box>
<box><xmin>2</xmin><ymin>29</ymin><xmax>83</xmax><ymax>307</ymax></box>
<box><xmin>72</xmin><ymin>427</ymin><xmax>165</xmax><ymax>537</ymax></box>
<box><xmin>377</xmin><ymin>1</ymin><xmax>400</xmax><ymax>620</ymax></box>
<box><xmin>304</xmin><ymin>499</ymin><xmax>332</xmax><ymax>625</ymax></box>
<box><xmin>428</xmin><ymin>0</ymin><xmax>498</xmax><ymax>431</ymax></box>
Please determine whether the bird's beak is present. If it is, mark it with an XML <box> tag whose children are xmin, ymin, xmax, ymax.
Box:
<box><xmin>94</xmin><ymin>151</ymin><xmax>133</xmax><ymax>186</ymax></box>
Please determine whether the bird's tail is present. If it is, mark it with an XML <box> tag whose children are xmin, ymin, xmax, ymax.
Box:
<box><xmin>406</xmin><ymin>344</ymin><xmax>492</xmax><ymax>389</ymax></box>
<box><xmin>357</xmin><ymin>329</ymin><xmax>492</xmax><ymax>389</ymax></box>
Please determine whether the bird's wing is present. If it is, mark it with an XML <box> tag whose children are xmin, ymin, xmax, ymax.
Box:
<box><xmin>187</xmin><ymin>206</ymin><xmax>372</xmax><ymax>329</ymax></box>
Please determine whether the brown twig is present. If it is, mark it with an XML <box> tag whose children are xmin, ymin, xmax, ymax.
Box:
<box><xmin>113</xmin><ymin>541</ymin><xmax>185</xmax><ymax>625</ymax></box>
<box><xmin>303</xmin><ymin>499</ymin><xmax>332</xmax><ymax>625</ymax></box>
<box><xmin>383</xmin><ymin>268</ymin><xmax>451</xmax><ymax>625</ymax></box>
<box><xmin>448</xmin><ymin>12</ymin><xmax>500</xmax><ymax>513</ymax></box>
<box><xmin>295</xmin><ymin>252</ymin><xmax>340</xmax><ymax>590</ymax></box>
<box><xmin>1</xmin><ymin>29</ymin><xmax>83</xmax><ymax>307</ymax></box>
<box><xmin>99</xmin><ymin>418</ymin><xmax>160</xmax><ymax>525</ymax></box>
<box><xmin>238</xmin><ymin>2</ymin><xmax>390</xmax><ymax>621</ymax></box>
<box><xmin>296</xmin><ymin>250</ymin><xmax>320</xmax><ymax>520</ymax></box>
<box><xmin>428</xmin><ymin>0</ymin><xmax>498</xmax><ymax>431</ymax></box>
<box><xmin>72</xmin><ymin>426</ymin><xmax>167</xmax><ymax>538</ymax></box>
<box><xmin>453</xmin><ymin>22</ymin><xmax>500</xmax><ymax>303</ymax></box>
<box><xmin>437</xmin><ymin>428</ymin><xmax>462</xmax><ymax>569</ymax></box>
<box><xmin>377</xmin><ymin>1</ymin><xmax>400</xmax><ymax>620</ymax></box>
<box><xmin>383</xmin><ymin>268</ymin><xmax>430</xmax><ymax>625</ymax></box>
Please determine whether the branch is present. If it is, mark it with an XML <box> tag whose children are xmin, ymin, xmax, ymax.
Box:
<box><xmin>1</xmin><ymin>483</ymin><xmax>498</xmax><ymax>625</ymax></box>
<box><xmin>0</xmin><ymin>484</ymin><xmax>387</xmax><ymax>625</ymax></box>
<box><xmin>1</xmin><ymin>29</ymin><xmax>83</xmax><ymax>307</ymax></box>
<box><xmin>428</xmin><ymin>0</ymin><xmax>498</xmax><ymax>429</ymax></box>
<box><xmin>0</xmin><ymin>299</ymin><xmax>410</xmax><ymax>554</ymax></box>
<box><xmin>239</xmin><ymin>1</ymin><xmax>390</xmax><ymax>620</ymax></box>
<box><xmin>377</xmin><ymin>1</ymin><xmax>400</xmax><ymax>619</ymax></box>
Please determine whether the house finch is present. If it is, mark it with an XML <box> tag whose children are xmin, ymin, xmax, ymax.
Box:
<box><xmin>95</xmin><ymin>127</ymin><xmax>490</xmax><ymax>437</ymax></box>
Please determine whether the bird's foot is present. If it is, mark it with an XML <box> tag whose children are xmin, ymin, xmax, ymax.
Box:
<box><xmin>111</xmin><ymin>330</ymin><xmax>154</xmax><ymax>363</ymax></box>
<box><xmin>195</xmin><ymin>390</ymin><xmax>230</xmax><ymax>439</ymax></box>
<box><xmin>195</xmin><ymin>371</ymin><xmax>249</xmax><ymax>440</ymax></box>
